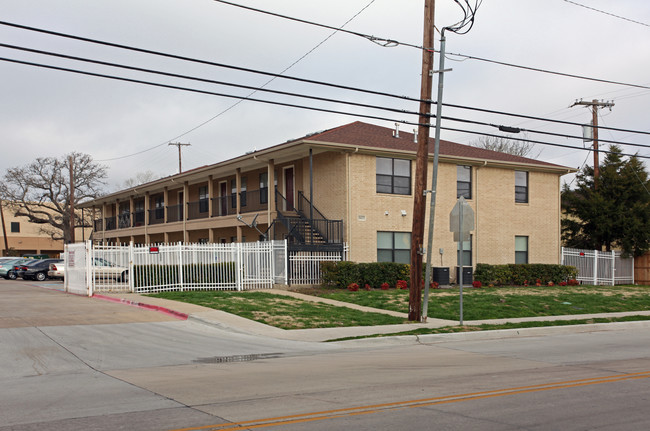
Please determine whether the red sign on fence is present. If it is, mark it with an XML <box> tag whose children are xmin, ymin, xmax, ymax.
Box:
<box><xmin>149</xmin><ymin>246</ymin><xmax>159</xmax><ymax>254</ymax></box>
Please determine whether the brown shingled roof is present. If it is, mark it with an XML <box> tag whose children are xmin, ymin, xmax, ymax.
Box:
<box><xmin>304</xmin><ymin>121</ymin><xmax>567</xmax><ymax>169</ymax></box>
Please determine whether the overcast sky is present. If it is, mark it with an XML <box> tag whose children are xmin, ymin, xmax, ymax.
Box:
<box><xmin>1</xmin><ymin>0</ymin><xmax>649</xmax><ymax>191</ymax></box>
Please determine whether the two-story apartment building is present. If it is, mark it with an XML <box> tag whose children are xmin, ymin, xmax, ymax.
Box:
<box><xmin>82</xmin><ymin>121</ymin><xmax>574</xmax><ymax>269</ymax></box>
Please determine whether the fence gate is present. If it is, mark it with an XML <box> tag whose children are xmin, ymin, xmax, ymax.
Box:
<box><xmin>561</xmin><ymin>247</ymin><xmax>634</xmax><ymax>285</ymax></box>
<box><xmin>64</xmin><ymin>241</ymin><xmax>92</xmax><ymax>296</ymax></box>
<box><xmin>288</xmin><ymin>245</ymin><xmax>348</xmax><ymax>285</ymax></box>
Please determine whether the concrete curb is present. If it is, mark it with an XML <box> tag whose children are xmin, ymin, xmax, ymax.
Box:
<box><xmin>92</xmin><ymin>294</ymin><xmax>189</xmax><ymax>320</ymax></box>
<box><xmin>335</xmin><ymin>320</ymin><xmax>650</xmax><ymax>347</ymax></box>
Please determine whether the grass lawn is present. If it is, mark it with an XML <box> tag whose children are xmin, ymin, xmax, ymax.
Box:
<box><xmin>149</xmin><ymin>290</ymin><xmax>405</xmax><ymax>329</ymax></box>
<box><xmin>294</xmin><ymin>285</ymin><xmax>650</xmax><ymax>321</ymax></box>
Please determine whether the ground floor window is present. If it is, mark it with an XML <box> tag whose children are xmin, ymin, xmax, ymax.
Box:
<box><xmin>515</xmin><ymin>235</ymin><xmax>529</xmax><ymax>264</ymax></box>
<box><xmin>377</xmin><ymin>231</ymin><xmax>411</xmax><ymax>264</ymax></box>
<box><xmin>457</xmin><ymin>235</ymin><xmax>472</xmax><ymax>266</ymax></box>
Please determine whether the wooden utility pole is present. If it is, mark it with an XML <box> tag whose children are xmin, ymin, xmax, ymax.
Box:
<box><xmin>409</xmin><ymin>0</ymin><xmax>436</xmax><ymax>322</ymax></box>
<box><xmin>169</xmin><ymin>142</ymin><xmax>191</xmax><ymax>174</ymax></box>
<box><xmin>69</xmin><ymin>155</ymin><xmax>75</xmax><ymax>243</ymax></box>
<box><xmin>0</xmin><ymin>200</ymin><xmax>9</xmax><ymax>255</ymax></box>
<box><xmin>571</xmin><ymin>99</ymin><xmax>615</xmax><ymax>189</ymax></box>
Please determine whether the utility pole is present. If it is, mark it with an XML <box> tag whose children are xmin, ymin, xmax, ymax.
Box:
<box><xmin>409</xmin><ymin>0</ymin><xmax>435</xmax><ymax>322</ymax></box>
<box><xmin>571</xmin><ymin>99</ymin><xmax>614</xmax><ymax>189</ymax></box>
<box><xmin>0</xmin><ymin>200</ymin><xmax>9</xmax><ymax>255</ymax></box>
<box><xmin>69</xmin><ymin>155</ymin><xmax>75</xmax><ymax>243</ymax></box>
<box><xmin>169</xmin><ymin>142</ymin><xmax>191</xmax><ymax>174</ymax></box>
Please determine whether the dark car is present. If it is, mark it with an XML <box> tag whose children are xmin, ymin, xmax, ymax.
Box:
<box><xmin>19</xmin><ymin>259</ymin><xmax>63</xmax><ymax>281</ymax></box>
<box><xmin>0</xmin><ymin>258</ymin><xmax>30</xmax><ymax>279</ymax></box>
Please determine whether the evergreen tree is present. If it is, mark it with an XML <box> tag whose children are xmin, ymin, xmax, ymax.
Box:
<box><xmin>562</xmin><ymin>145</ymin><xmax>650</xmax><ymax>257</ymax></box>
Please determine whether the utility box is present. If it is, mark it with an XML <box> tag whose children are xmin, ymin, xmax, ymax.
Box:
<box><xmin>455</xmin><ymin>266</ymin><xmax>473</xmax><ymax>285</ymax></box>
<box><xmin>432</xmin><ymin>267</ymin><xmax>450</xmax><ymax>285</ymax></box>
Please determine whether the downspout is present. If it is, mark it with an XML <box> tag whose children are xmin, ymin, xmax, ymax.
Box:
<box><xmin>346</xmin><ymin>148</ymin><xmax>358</xmax><ymax>258</ymax></box>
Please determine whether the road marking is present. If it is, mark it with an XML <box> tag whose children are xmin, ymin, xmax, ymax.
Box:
<box><xmin>170</xmin><ymin>370</ymin><xmax>650</xmax><ymax>431</ymax></box>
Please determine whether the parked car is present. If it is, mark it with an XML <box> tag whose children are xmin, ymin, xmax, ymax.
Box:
<box><xmin>48</xmin><ymin>262</ymin><xmax>65</xmax><ymax>280</ymax></box>
<box><xmin>0</xmin><ymin>258</ymin><xmax>30</xmax><ymax>279</ymax></box>
<box><xmin>46</xmin><ymin>258</ymin><xmax>128</xmax><ymax>282</ymax></box>
<box><xmin>19</xmin><ymin>258</ymin><xmax>63</xmax><ymax>281</ymax></box>
<box><xmin>93</xmin><ymin>257</ymin><xmax>128</xmax><ymax>282</ymax></box>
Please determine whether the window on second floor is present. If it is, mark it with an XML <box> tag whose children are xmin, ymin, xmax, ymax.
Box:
<box><xmin>231</xmin><ymin>179</ymin><xmax>237</xmax><ymax>209</ymax></box>
<box><xmin>199</xmin><ymin>186</ymin><xmax>209</xmax><ymax>213</ymax></box>
<box><xmin>457</xmin><ymin>165</ymin><xmax>472</xmax><ymax>199</ymax></box>
<box><xmin>260</xmin><ymin>173</ymin><xmax>268</xmax><ymax>204</ymax></box>
<box><xmin>154</xmin><ymin>195</ymin><xmax>164</xmax><ymax>219</ymax></box>
<box><xmin>10</xmin><ymin>222</ymin><xmax>19</xmax><ymax>233</ymax></box>
<box><xmin>376</xmin><ymin>157</ymin><xmax>411</xmax><ymax>195</ymax></box>
<box><xmin>515</xmin><ymin>171</ymin><xmax>529</xmax><ymax>203</ymax></box>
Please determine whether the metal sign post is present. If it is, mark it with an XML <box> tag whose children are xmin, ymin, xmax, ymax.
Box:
<box><xmin>450</xmin><ymin>196</ymin><xmax>474</xmax><ymax>325</ymax></box>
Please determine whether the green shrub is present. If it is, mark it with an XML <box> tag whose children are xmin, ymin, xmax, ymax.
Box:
<box><xmin>473</xmin><ymin>263</ymin><xmax>578</xmax><ymax>286</ymax></box>
<box><xmin>320</xmin><ymin>261</ymin><xmax>410</xmax><ymax>288</ymax></box>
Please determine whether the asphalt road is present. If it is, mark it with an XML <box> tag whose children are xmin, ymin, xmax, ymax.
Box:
<box><xmin>2</xmin><ymin>280</ymin><xmax>650</xmax><ymax>430</ymax></box>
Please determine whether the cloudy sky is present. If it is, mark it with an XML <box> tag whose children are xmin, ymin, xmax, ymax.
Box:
<box><xmin>1</xmin><ymin>0</ymin><xmax>649</xmax><ymax>191</ymax></box>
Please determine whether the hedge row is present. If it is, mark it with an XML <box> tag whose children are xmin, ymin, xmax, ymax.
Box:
<box><xmin>320</xmin><ymin>261</ymin><xmax>410</xmax><ymax>288</ymax></box>
<box><xmin>473</xmin><ymin>263</ymin><xmax>578</xmax><ymax>286</ymax></box>
<box><xmin>132</xmin><ymin>262</ymin><xmax>236</xmax><ymax>287</ymax></box>
<box><xmin>321</xmin><ymin>261</ymin><xmax>580</xmax><ymax>288</ymax></box>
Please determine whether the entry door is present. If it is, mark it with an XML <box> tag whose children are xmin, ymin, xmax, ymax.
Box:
<box><xmin>284</xmin><ymin>167</ymin><xmax>294</xmax><ymax>210</ymax></box>
<box><xmin>220</xmin><ymin>182</ymin><xmax>227</xmax><ymax>216</ymax></box>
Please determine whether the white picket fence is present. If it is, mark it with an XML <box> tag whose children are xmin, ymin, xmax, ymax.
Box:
<box><xmin>64</xmin><ymin>240</ymin><xmax>347</xmax><ymax>295</ymax></box>
<box><xmin>561</xmin><ymin>247</ymin><xmax>634</xmax><ymax>285</ymax></box>
<box><xmin>288</xmin><ymin>246</ymin><xmax>348</xmax><ymax>285</ymax></box>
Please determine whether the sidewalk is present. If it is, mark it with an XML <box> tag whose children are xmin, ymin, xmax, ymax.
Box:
<box><xmin>95</xmin><ymin>290</ymin><xmax>650</xmax><ymax>343</ymax></box>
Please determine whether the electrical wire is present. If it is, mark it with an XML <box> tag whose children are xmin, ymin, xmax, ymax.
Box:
<box><xmin>15</xmin><ymin>55</ymin><xmax>650</xmax><ymax>162</ymax></box>
<box><xmin>443</xmin><ymin>51</ymin><xmax>650</xmax><ymax>91</ymax></box>
<box><xmin>3</xmin><ymin>18</ymin><xmax>650</xmax><ymax>136</ymax></box>
<box><xmin>442</xmin><ymin>102</ymin><xmax>650</xmax><ymax>136</ymax></box>
<box><xmin>4</xmin><ymin>43</ymin><xmax>648</xmax><ymax>152</ymax></box>
<box><xmin>0</xmin><ymin>43</ymin><xmax>424</xmax><ymax>119</ymax></box>
<box><xmin>0</xmin><ymin>20</ymin><xmax>420</xmax><ymax>104</ymax></box>
<box><xmin>161</xmin><ymin>0</ymin><xmax>379</xmax><ymax>151</ymax></box>
<box><xmin>3</xmin><ymin>53</ymin><xmax>650</xmax><ymax>162</ymax></box>
<box><xmin>212</xmin><ymin>0</ymin><xmax>415</xmax><ymax>49</ymax></box>
<box><xmin>562</xmin><ymin>0</ymin><xmax>650</xmax><ymax>28</ymax></box>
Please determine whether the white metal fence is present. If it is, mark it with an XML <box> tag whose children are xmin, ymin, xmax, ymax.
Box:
<box><xmin>288</xmin><ymin>245</ymin><xmax>348</xmax><ymax>285</ymax></box>
<box><xmin>64</xmin><ymin>240</ymin><xmax>288</xmax><ymax>295</ymax></box>
<box><xmin>561</xmin><ymin>247</ymin><xmax>634</xmax><ymax>285</ymax></box>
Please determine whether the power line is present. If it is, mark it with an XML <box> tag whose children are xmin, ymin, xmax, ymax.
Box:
<box><xmin>3</xmin><ymin>55</ymin><xmax>650</xmax><ymax>162</ymax></box>
<box><xmin>4</xmin><ymin>18</ymin><xmax>650</xmax><ymax>130</ymax></box>
<box><xmin>212</xmin><ymin>0</ymin><xmax>421</xmax><ymax>49</ymax></box>
<box><xmin>3</xmin><ymin>17</ymin><xmax>650</xmax><ymax>97</ymax></box>
<box><xmin>5</xmin><ymin>45</ymin><xmax>648</xmax><ymax>152</ymax></box>
<box><xmin>444</xmin><ymin>51</ymin><xmax>650</xmax><ymax>91</ymax></box>
<box><xmin>0</xmin><ymin>20</ymin><xmax>421</xmax><ymax>104</ymax></box>
<box><xmin>168</xmin><ymin>0</ymin><xmax>379</xmax><ymax>147</ymax></box>
<box><xmin>5</xmin><ymin>39</ymin><xmax>650</xmax><ymax>140</ymax></box>
<box><xmin>562</xmin><ymin>0</ymin><xmax>650</xmax><ymax>28</ymax></box>
<box><xmin>0</xmin><ymin>56</ymin><xmax>429</xmax><ymax>128</ymax></box>
<box><xmin>207</xmin><ymin>4</ymin><xmax>650</xmax><ymax>90</ymax></box>
<box><xmin>0</xmin><ymin>43</ymin><xmax>424</xmax><ymax>119</ymax></box>
<box><xmin>442</xmin><ymin>102</ymin><xmax>650</xmax><ymax>136</ymax></box>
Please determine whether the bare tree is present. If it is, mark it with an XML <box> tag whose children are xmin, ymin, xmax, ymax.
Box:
<box><xmin>0</xmin><ymin>152</ymin><xmax>107</xmax><ymax>243</ymax></box>
<box><xmin>122</xmin><ymin>170</ymin><xmax>158</xmax><ymax>189</ymax></box>
<box><xmin>472</xmin><ymin>134</ymin><xmax>540</xmax><ymax>158</ymax></box>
